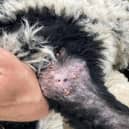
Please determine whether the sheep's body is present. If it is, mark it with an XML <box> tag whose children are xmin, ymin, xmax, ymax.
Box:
<box><xmin>0</xmin><ymin>0</ymin><xmax>128</xmax><ymax>129</ymax></box>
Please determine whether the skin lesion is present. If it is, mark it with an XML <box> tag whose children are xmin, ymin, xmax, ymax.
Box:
<box><xmin>39</xmin><ymin>53</ymin><xmax>89</xmax><ymax>100</ymax></box>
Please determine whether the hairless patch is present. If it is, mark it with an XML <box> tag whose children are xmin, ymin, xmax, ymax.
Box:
<box><xmin>39</xmin><ymin>58</ymin><xmax>89</xmax><ymax>98</ymax></box>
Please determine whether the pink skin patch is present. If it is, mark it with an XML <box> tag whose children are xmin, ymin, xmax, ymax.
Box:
<box><xmin>39</xmin><ymin>58</ymin><xmax>89</xmax><ymax>98</ymax></box>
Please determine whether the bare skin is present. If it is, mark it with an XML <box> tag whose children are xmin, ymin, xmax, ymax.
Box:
<box><xmin>40</xmin><ymin>57</ymin><xmax>129</xmax><ymax>129</ymax></box>
<box><xmin>0</xmin><ymin>48</ymin><xmax>49</xmax><ymax>121</ymax></box>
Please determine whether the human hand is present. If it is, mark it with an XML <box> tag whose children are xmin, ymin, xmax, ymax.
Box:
<box><xmin>0</xmin><ymin>48</ymin><xmax>49</xmax><ymax>121</ymax></box>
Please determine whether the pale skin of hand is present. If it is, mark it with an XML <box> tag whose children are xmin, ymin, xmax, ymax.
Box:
<box><xmin>0</xmin><ymin>48</ymin><xmax>49</xmax><ymax>121</ymax></box>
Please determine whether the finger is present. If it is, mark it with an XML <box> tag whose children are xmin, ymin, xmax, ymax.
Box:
<box><xmin>0</xmin><ymin>48</ymin><xmax>12</xmax><ymax>59</ymax></box>
<box><xmin>0</xmin><ymin>48</ymin><xmax>20</xmax><ymax>67</ymax></box>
